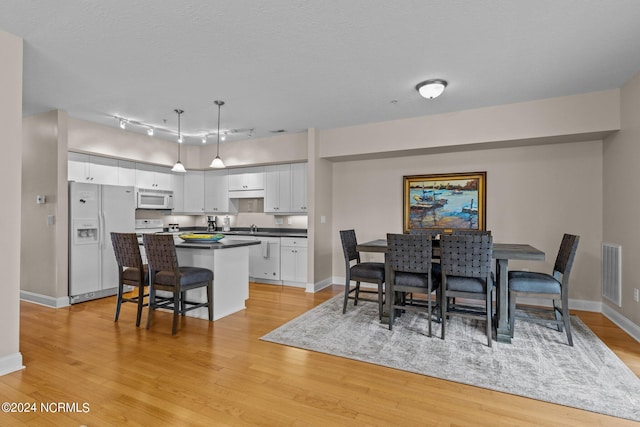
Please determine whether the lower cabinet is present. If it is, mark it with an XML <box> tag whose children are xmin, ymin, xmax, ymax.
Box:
<box><xmin>280</xmin><ymin>237</ymin><xmax>308</xmax><ymax>286</ymax></box>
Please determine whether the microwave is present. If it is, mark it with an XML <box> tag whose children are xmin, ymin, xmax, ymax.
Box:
<box><xmin>136</xmin><ymin>188</ymin><xmax>174</xmax><ymax>210</ymax></box>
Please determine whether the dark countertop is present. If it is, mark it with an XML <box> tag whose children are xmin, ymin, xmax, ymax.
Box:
<box><xmin>175</xmin><ymin>227</ymin><xmax>307</xmax><ymax>239</ymax></box>
<box><xmin>175</xmin><ymin>239</ymin><xmax>261</xmax><ymax>250</ymax></box>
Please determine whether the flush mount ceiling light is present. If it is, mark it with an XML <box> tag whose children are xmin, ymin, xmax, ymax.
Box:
<box><xmin>209</xmin><ymin>100</ymin><xmax>226</xmax><ymax>168</ymax></box>
<box><xmin>416</xmin><ymin>79</ymin><xmax>448</xmax><ymax>99</ymax></box>
<box><xmin>171</xmin><ymin>109</ymin><xmax>186</xmax><ymax>173</ymax></box>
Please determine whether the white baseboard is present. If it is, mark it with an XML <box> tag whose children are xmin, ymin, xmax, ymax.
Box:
<box><xmin>0</xmin><ymin>352</ymin><xmax>24</xmax><ymax>377</ymax></box>
<box><xmin>602</xmin><ymin>304</ymin><xmax>640</xmax><ymax>343</ymax></box>
<box><xmin>307</xmin><ymin>277</ymin><xmax>333</xmax><ymax>293</ymax></box>
<box><xmin>20</xmin><ymin>290</ymin><xmax>70</xmax><ymax>308</ymax></box>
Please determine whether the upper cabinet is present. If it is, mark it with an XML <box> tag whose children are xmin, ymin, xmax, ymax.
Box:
<box><xmin>264</xmin><ymin>162</ymin><xmax>307</xmax><ymax>214</ymax></box>
<box><xmin>135</xmin><ymin>163</ymin><xmax>172</xmax><ymax>191</ymax></box>
<box><xmin>170</xmin><ymin>173</ymin><xmax>185</xmax><ymax>212</ymax></box>
<box><xmin>182</xmin><ymin>170</ymin><xmax>205</xmax><ymax>214</ymax></box>
<box><xmin>264</xmin><ymin>164</ymin><xmax>292</xmax><ymax>213</ymax></box>
<box><xmin>228</xmin><ymin>166</ymin><xmax>264</xmax><ymax>191</ymax></box>
<box><xmin>291</xmin><ymin>162</ymin><xmax>308</xmax><ymax>213</ymax></box>
<box><xmin>68</xmin><ymin>152</ymin><xmax>119</xmax><ymax>185</ymax></box>
<box><xmin>117</xmin><ymin>160</ymin><xmax>137</xmax><ymax>187</ymax></box>
<box><xmin>205</xmin><ymin>170</ymin><xmax>237</xmax><ymax>213</ymax></box>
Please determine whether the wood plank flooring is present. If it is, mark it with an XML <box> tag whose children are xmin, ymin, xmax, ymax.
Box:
<box><xmin>1</xmin><ymin>283</ymin><xmax>639</xmax><ymax>426</ymax></box>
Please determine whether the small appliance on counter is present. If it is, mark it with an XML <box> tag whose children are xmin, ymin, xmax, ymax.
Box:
<box><xmin>207</xmin><ymin>215</ymin><xmax>217</xmax><ymax>232</ymax></box>
<box><xmin>168</xmin><ymin>223</ymin><xmax>180</xmax><ymax>232</ymax></box>
<box><xmin>223</xmin><ymin>215</ymin><xmax>231</xmax><ymax>232</ymax></box>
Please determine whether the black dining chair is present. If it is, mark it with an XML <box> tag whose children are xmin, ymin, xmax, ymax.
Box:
<box><xmin>111</xmin><ymin>232</ymin><xmax>148</xmax><ymax>326</ymax></box>
<box><xmin>508</xmin><ymin>233</ymin><xmax>580</xmax><ymax>346</ymax></box>
<box><xmin>143</xmin><ymin>233</ymin><xmax>213</xmax><ymax>335</ymax></box>
<box><xmin>387</xmin><ymin>233</ymin><xmax>440</xmax><ymax>336</ymax></box>
<box><xmin>339</xmin><ymin>229</ymin><xmax>385</xmax><ymax>319</ymax></box>
<box><xmin>440</xmin><ymin>232</ymin><xmax>494</xmax><ymax>347</ymax></box>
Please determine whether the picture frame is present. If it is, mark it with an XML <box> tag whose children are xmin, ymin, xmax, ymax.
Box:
<box><xmin>403</xmin><ymin>171</ymin><xmax>486</xmax><ymax>233</ymax></box>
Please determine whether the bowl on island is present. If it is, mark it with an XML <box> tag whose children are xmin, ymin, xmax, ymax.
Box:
<box><xmin>178</xmin><ymin>233</ymin><xmax>225</xmax><ymax>243</ymax></box>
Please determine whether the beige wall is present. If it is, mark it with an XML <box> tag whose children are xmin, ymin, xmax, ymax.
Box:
<box><xmin>0</xmin><ymin>29</ymin><xmax>23</xmax><ymax>374</ymax></box>
<box><xmin>603</xmin><ymin>70</ymin><xmax>640</xmax><ymax>325</ymax></box>
<box><xmin>21</xmin><ymin>111</ymin><xmax>69</xmax><ymax>301</ymax></box>
<box><xmin>332</xmin><ymin>140</ymin><xmax>604</xmax><ymax>304</ymax></box>
<box><xmin>320</xmin><ymin>90</ymin><xmax>619</xmax><ymax>160</ymax></box>
<box><xmin>307</xmin><ymin>129</ymin><xmax>333</xmax><ymax>288</ymax></box>
<box><xmin>199</xmin><ymin>132</ymin><xmax>308</xmax><ymax>168</ymax></box>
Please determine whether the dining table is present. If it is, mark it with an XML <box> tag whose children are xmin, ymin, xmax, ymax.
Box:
<box><xmin>356</xmin><ymin>238</ymin><xmax>545</xmax><ymax>344</ymax></box>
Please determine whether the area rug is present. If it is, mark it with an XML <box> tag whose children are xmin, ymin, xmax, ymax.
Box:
<box><xmin>261</xmin><ymin>295</ymin><xmax>640</xmax><ymax>422</ymax></box>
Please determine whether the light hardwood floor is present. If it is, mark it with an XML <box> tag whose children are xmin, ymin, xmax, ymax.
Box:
<box><xmin>1</xmin><ymin>283</ymin><xmax>639</xmax><ymax>426</ymax></box>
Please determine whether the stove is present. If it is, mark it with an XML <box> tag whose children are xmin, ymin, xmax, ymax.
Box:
<box><xmin>135</xmin><ymin>219</ymin><xmax>164</xmax><ymax>243</ymax></box>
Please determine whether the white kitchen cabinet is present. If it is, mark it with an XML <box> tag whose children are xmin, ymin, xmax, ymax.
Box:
<box><xmin>280</xmin><ymin>237</ymin><xmax>307</xmax><ymax>286</ymax></box>
<box><xmin>205</xmin><ymin>170</ymin><xmax>237</xmax><ymax>213</ymax></box>
<box><xmin>68</xmin><ymin>153</ymin><xmax>119</xmax><ymax>185</ymax></box>
<box><xmin>228</xmin><ymin>166</ymin><xmax>264</xmax><ymax>191</ymax></box>
<box><xmin>135</xmin><ymin>163</ymin><xmax>172</xmax><ymax>190</ymax></box>
<box><xmin>170</xmin><ymin>172</ymin><xmax>185</xmax><ymax>212</ymax></box>
<box><xmin>264</xmin><ymin>164</ymin><xmax>292</xmax><ymax>213</ymax></box>
<box><xmin>291</xmin><ymin>162</ymin><xmax>308</xmax><ymax>213</ymax></box>
<box><xmin>183</xmin><ymin>170</ymin><xmax>205</xmax><ymax>213</ymax></box>
<box><xmin>117</xmin><ymin>160</ymin><xmax>136</xmax><ymax>187</ymax></box>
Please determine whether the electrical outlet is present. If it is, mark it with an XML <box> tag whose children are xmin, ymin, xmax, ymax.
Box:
<box><xmin>634</xmin><ymin>288</ymin><xmax>640</xmax><ymax>303</ymax></box>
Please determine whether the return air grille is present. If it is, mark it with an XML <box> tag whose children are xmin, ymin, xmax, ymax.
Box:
<box><xmin>601</xmin><ymin>243</ymin><xmax>622</xmax><ymax>307</ymax></box>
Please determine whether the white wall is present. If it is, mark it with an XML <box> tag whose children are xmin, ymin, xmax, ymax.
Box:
<box><xmin>603</xmin><ymin>70</ymin><xmax>640</xmax><ymax>326</ymax></box>
<box><xmin>0</xmin><ymin>29</ymin><xmax>23</xmax><ymax>375</ymax></box>
<box><xmin>332</xmin><ymin>140</ymin><xmax>604</xmax><ymax>303</ymax></box>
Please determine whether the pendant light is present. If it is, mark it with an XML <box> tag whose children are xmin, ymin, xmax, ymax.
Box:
<box><xmin>171</xmin><ymin>109</ymin><xmax>186</xmax><ymax>173</ymax></box>
<box><xmin>209</xmin><ymin>100</ymin><xmax>226</xmax><ymax>168</ymax></box>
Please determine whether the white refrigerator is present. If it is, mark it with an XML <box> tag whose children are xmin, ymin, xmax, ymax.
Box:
<box><xmin>69</xmin><ymin>182</ymin><xmax>136</xmax><ymax>304</ymax></box>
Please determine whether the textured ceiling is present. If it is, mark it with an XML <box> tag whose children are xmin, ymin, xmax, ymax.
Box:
<box><xmin>2</xmin><ymin>0</ymin><xmax>640</xmax><ymax>145</ymax></box>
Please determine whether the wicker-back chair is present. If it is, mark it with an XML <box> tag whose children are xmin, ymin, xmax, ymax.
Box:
<box><xmin>386</xmin><ymin>233</ymin><xmax>440</xmax><ymax>336</ymax></box>
<box><xmin>440</xmin><ymin>233</ymin><xmax>494</xmax><ymax>346</ymax></box>
<box><xmin>508</xmin><ymin>233</ymin><xmax>579</xmax><ymax>346</ymax></box>
<box><xmin>339</xmin><ymin>230</ymin><xmax>385</xmax><ymax>319</ymax></box>
<box><xmin>142</xmin><ymin>233</ymin><xmax>213</xmax><ymax>335</ymax></box>
<box><xmin>110</xmin><ymin>232</ymin><xmax>148</xmax><ymax>326</ymax></box>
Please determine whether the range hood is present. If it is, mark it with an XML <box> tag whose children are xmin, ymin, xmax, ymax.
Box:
<box><xmin>228</xmin><ymin>189</ymin><xmax>264</xmax><ymax>199</ymax></box>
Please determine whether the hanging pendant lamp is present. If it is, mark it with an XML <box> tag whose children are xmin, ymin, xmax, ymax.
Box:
<box><xmin>209</xmin><ymin>100</ymin><xmax>226</xmax><ymax>168</ymax></box>
<box><xmin>171</xmin><ymin>109</ymin><xmax>186</xmax><ymax>173</ymax></box>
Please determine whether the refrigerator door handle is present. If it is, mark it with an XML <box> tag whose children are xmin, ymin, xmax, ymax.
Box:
<box><xmin>100</xmin><ymin>211</ymin><xmax>106</xmax><ymax>249</ymax></box>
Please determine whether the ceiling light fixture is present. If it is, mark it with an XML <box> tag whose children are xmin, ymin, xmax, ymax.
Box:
<box><xmin>119</xmin><ymin>118</ymin><xmax>127</xmax><ymax>129</ymax></box>
<box><xmin>147</xmin><ymin>127</ymin><xmax>154</xmax><ymax>136</ymax></box>
<box><xmin>171</xmin><ymin>109</ymin><xmax>186</xmax><ymax>173</ymax></box>
<box><xmin>202</xmin><ymin>135</ymin><xmax>207</xmax><ymax>144</ymax></box>
<box><xmin>416</xmin><ymin>79</ymin><xmax>448</xmax><ymax>99</ymax></box>
<box><xmin>209</xmin><ymin>100</ymin><xmax>226</xmax><ymax>168</ymax></box>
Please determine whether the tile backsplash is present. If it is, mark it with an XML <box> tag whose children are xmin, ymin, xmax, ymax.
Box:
<box><xmin>135</xmin><ymin>209</ymin><xmax>307</xmax><ymax>230</ymax></box>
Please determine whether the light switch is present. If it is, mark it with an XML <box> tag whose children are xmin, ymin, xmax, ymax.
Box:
<box><xmin>321</xmin><ymin>215</ymin><xmax>326</xmax><ymax>224</ymax></box>
<box><xmin>47</xmin><ymin>215</ymin><xmax>55</xmax><ymax>225</ymax></box>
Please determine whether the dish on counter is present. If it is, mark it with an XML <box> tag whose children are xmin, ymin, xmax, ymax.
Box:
<box><xmin>178</xmin><ymin>233</ymin><xmax>225</xmax><ymax>243</ymax></box>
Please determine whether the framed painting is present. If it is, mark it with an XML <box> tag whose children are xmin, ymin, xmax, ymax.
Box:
<box><xmin>403</xmin><ymin>171</ymin><xmax>486</xmax><ymax>233</ymax></box>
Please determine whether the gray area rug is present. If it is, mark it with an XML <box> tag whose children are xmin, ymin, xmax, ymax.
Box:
<box><xmin>261</xmin><ymin>295</ymin><xmax>640</xmax><ymax>422</ymax></box>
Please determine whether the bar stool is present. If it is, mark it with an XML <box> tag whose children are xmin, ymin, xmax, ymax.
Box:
<box><xmin>142</xmin><ymin>233</ymin><xmax>213</xmax><ymax>335</ymax></box>
<box><xmin>110</xmin><ymin>232</ymin><xmax>148</xmax><ymax>327</ymax></box>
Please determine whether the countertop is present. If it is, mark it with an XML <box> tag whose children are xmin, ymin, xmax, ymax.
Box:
<box><xmin>173</xmin><ymin>227</ymin><xmax>307</xmax><ymax>239</ymax></box>
<box><xmin>175</xmin><ymin>239</ymin><xmax>261</xmax><ymax>250</ymax></box>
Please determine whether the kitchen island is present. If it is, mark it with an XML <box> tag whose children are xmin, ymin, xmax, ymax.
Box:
<box><xmin>171</xmin><ymin>239</ymin><xmax>260</xmax><ymax>321</ymax></box>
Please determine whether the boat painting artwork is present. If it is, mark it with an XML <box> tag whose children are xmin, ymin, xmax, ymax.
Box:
<box><xmin>403</xmin><ymin>172</ymin><xmax>486</xmax><ymax>233</ymax></box>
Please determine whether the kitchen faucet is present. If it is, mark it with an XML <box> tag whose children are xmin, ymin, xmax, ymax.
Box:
<box><xmin>250</xmin><ymin>224</ymin><xmax>258</xmax><ymax>233</ymax></box>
